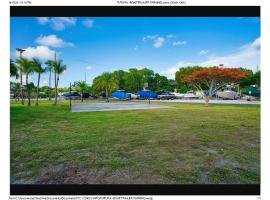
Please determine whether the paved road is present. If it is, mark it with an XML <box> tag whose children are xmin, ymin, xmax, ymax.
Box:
<box><xmin>72</xmin><ymin>103</ymin><xmax>171</xmax><ymax>112</ymax></box>
<box><xmin>136</xmin><ymin>99</ymin><xmax>260</xmax><ymax>105</ymax></box>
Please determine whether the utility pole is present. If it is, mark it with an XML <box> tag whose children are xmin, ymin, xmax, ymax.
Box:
<box><xmin>16</xmin><ymin>48</ymin><xmax>25</xmax><ymax>105</ymax></box>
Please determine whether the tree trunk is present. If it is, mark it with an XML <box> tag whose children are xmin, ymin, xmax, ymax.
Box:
<box><xmin>204</xmin><ymin>96</ymin><xmax>210</xmax><ymax>106</ymax></box>
<box><xmin>106</xmin><ymin>87</ymin><xmax>109</xmax><ymax>102</ymax></box>
<box><xmin>81</xmin><ymin>93</ymin><xmax>83</xmax><ymax>102</ymax></box>
<box><xmin>49</xmin><ymin>69</ymin><xmax>51</xmax><ymax>101</ymax></box>
<box><xmin>36</xmin><ymin>73</ymin><xmax>40</xmax><ymax>106</ymax></box>
<box><xmin>204</xmin><ymin>80</ymin><xmax>214</xmax><ymax>106</ymax></box>
<box><xmin>20</xmin><ymin>70</ymin><xmax>24</xmax><ymax>105</ymax></box>
<box><xmin>54</xmin><ymin>72</ymin><xmax>57</xmax><ymax>105</ymax></box>
<box><xmin>26</xmin><ymin>73</ymin><xmax>31</xmax><ymax>106</ymax></box>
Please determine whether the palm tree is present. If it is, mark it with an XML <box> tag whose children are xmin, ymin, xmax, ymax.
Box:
<box><xmin>10</xmin><ymin>82</ymin><xmax>21</xmax><ymax>102</ymax></box>
<box><xmin>10</xmin><ymin>59</ymin><xmax>19</xmax><ymax>78</ymax></box>
<box><xmin>16</xmin><ymin>57</ymin><xmax>34</xmax><ymax>106</ymax></box>
<box><xmin>52</xmin><ymin>60</ymin><xmax>66</xmax><ymax>105</ymax></box>
<box><xmin>75</xmin><ymin>81</ymin><xmax>88</xmax><ymax>102</ymax></box>
<box><xmin>16</xmin><ymin>58</ymin><xmax>25</xmax><ymax>105</ymax></box>
<box><xmin>93</xmin><ymin>72</ymin><xmax>118</xmax><ymax>102</ymax></box>
<box><xmin>32</xmin><ymin>58</ymin><xmax>45</xmax><ymax>106</ymax></box>
<box><xmin>45</xmin><ymin>60</ymin><xmax>54</xmax><ymax>101</ymax></box>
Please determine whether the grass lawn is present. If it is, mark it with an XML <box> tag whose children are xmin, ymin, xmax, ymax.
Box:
<box><xmin>10</xmin><ymin>101</ymin><xmax>260</xmax><ymax>184</ymax></box>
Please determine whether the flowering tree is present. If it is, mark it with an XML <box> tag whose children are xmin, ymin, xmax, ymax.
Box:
<box><xmin>181</xmin><ymin>67</ymin><xmax>250</xmax><ymax>105</ymax></box>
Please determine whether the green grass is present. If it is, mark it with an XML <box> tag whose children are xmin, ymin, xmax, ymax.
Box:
<box><xmin>10</xmin><ymin>101</ymin><xmax>260</xmax><ymax>184</ymax></box>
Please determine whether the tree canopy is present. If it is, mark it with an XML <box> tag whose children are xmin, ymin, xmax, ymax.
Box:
<box><xmin>181</xmin><ymin>67</ymin><xmax>250</xmax><ymax>105</ymax></box>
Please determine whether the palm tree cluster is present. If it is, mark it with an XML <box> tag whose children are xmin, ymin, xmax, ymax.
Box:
<box><xmin>10</xmin><ymin>57</ymin><xmax>67</xmax><ymax>106</ymax></box>
<box><xmin>93</xmin><ymin>72</ymin><xmax>119</xmax><ymax>102</ymax></box>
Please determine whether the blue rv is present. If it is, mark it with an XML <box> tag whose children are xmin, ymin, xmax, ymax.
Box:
<box><xmin>137</xmin><ymin>90</ymin><xmax>158</xmax><ymax>99</ymax></box>
<box><xmin>112</xmin><ymin>90</ymin><xmax>131</xmax><ymax>100</ymax></box>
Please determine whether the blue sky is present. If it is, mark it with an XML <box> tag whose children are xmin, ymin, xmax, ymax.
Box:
<box><xmin>10</xmin><ymin>17</ymin><xmax>260</xmax><ymax>87</ymax></box>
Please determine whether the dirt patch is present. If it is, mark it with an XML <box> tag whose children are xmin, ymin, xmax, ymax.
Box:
<box><xmin>33</xmin><ymin>163</ymin><xmax>132</xmax><ymax>184</ymax></box>
<box><xmin>12</xmin><ymin>163</ymin><xmax>170</xmax><ymax>184</ymax></box>
<box><xmin>214</xmin><ymin>159</ymin><xmax>240</xmax><ymax>169</ymax></box>
<box><xmin>198</xmin><ymin>172</ymin><xmax>209</xmax><ymax>183</ymax></box>
<box><xmin>243</xmin><ymin>141</ymin><xmax>260</xmax><ymax>148</ymax></box>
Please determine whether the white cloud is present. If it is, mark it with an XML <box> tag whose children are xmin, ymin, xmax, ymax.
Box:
<box><xmin>161</xmin><ymin>37</ymin><xmax>260</xmax><ymax>79</ymax></box>
<box><xmin>51</xmin><ymin>17</ymin><xmax>76</xmax><ymax>31</ymax></box>
<box><xmin>36</xmin><ymin>17</ymin><xmax>76</xmax><ymax>31</ymax></box>
<box><xmin>35</xmin><ymin>34</ymin><xmax>74</xmax><ymax>48</ymax></box>
<box><xmin>198</xmin><ymin>50</ymin><xmax>209</xmax><ymax>55</ymax></box>
<box><xmin>172</xmin><ymin>40</ymin><xmax>187</xmax><ymax>46</ymax></box>
<box><xmin>153</xmin><ymin>37</ymin><xmax>165</xmax><ymax>48</ymax></box>
<box><xmin>142</xmin><ymin>35</ymin><xmax>158</xmax><ymax>42</ymax></box>
<box><xmin>166</xmin><ymin>34</ymin><xmax>176</xmax><ymax>39</ymax></box>
<box><xmin>160</xmin><ymin>61</ymin><xmax>196</xmax><ymax>79</ymax></box>
<box><xmin>85</xmin><ymin>65</ymin><xmax>92</xmax><ymax>70</ymax></box>
<box><xmin>15</xmin><ymin>46</ymin><xmax>55</xmax><ymax>61</ymax></box>
<box><xmin>37</xmin><ymin>17</ymin><xmax>49</xmax><ymax>25</ymax></box>
<box><xmin>199</xmin><ymin>37</ymin><xmax>260</xmax><ymax>70</ymax></box>
<box><xmin>143</xmin><ymin>34</ymin><xmax>181</xmax><ymax>48</ymax></box>
<box><xmin>160</xmin><ymin>67</ymin><xmax>179</xmax><ymax>79</ymax></box>
<box><xmin>82</xmin><ymin>19</ymin><xmax>94</xmax><ymax>28</ymax></box>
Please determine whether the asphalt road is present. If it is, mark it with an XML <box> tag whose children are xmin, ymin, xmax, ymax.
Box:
<box><xmin>72</xmin><ymin>103</ymin><xmax>171</xmax><ymax>112</ymax></box>
<box><xmin>136</xmin><ymin>99</ymin><xmax>260</xmax><ymax>105</ymax></box>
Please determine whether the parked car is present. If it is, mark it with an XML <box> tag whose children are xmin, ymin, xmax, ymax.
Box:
<box><xmin>157</xmin><ymin>92</ymin><xmax>176</xmax><ymax>100</ymax></box>
<box><xmin>82</xmin><ymin>92</ymin><xmax>90</xmax><ymax>99</ymax></box>
<box><xmin>61</xmin><ymin>92</ymin><xmax>81</xmax><ymax>100</ymax></box>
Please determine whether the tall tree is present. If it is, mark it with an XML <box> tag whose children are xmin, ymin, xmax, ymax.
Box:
<box><xmin>124</xmin><ymin>68</ymin><xmax>143</xmax><ymax>93</ymax></box>
<box><xmin>32</xmin><ymin>58</ymin><xmax>45</xmax><ymax>106</ymax></box>
<box><xmin>175</xmin><ymin>66</ymin><xmax>203</xmax><ymax>90</ymax></box>
<box><xmin>93</xmin><ymin>72</ymin><xmax>118</xmax><ymax>102</ymax></box>
<box><xmin>52</xmin><ymin>60</ymin><xmax>66</xmax><ymax>105</ymax></box>
<box><xmin>16</xmin><ymin>57</ymin><xmax>34</xmax><ymax>106</ymax></box>
<box><xmin>75</xmin><ymin>81</ymin><xmax>88</xmax><ymax>102</ymax></box>
<box><xmin>113</xmin><ymin>70</ymin><xmax>126</xmax><ymax>90</ymax></box>
<box><xmin>182</xmin><ymin>67</ymin><xmax>249</xmax><ymax>106</ymax></box>
<box><xmin>10</xmin><ymin>59</ymin><xmax>18</xmax><ymax>78</ymax></box>
<box><xmin>45</xmin><ymin>60</ymin><xmax>54</xmax><ymax>101</ymax></box>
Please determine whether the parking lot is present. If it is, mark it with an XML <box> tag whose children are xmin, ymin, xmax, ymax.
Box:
<box><xmin>71</xmin><ymin>103</ymin><xmax>171</xmax><ymax>112</ymax></box>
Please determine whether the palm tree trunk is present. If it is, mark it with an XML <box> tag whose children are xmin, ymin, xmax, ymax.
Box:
<box><xmin>81</xmin><ymin>93</ymin><xmax>83</xmax><ymax>102</ymax></box>
<box><xmin>26</xmin><ymin>73</ymin><xmax>31</xmax><ymax>106</ymax></box>
<box><xmin>54</xmin><ymin>72</ymin><xmax>57</xmax><ymax>105</ymax></box>
<box><xmin>20</xmin><ymin>70</ymin><xmax>24</xmax><ymax>105</ymax></box>
<box><xmin>36</xmin><ymin>73</ymin><xmax>40</xmax><ymax>106</ymax></box>
<box><xmin>49</xmin><ymin>69</ymin><xmax>51</xmax><ymax>101</ymax></box>
<box><xmin>106</xmin><ymin>87</ymin><xmax>109</xmax><ymax>102</ymax></box>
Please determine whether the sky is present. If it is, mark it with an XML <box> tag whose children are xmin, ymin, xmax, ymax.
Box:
<box><xmin>10</xmin><ymin>17</ymin><xmax>260</xmax><ymax>87</ymax></box>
